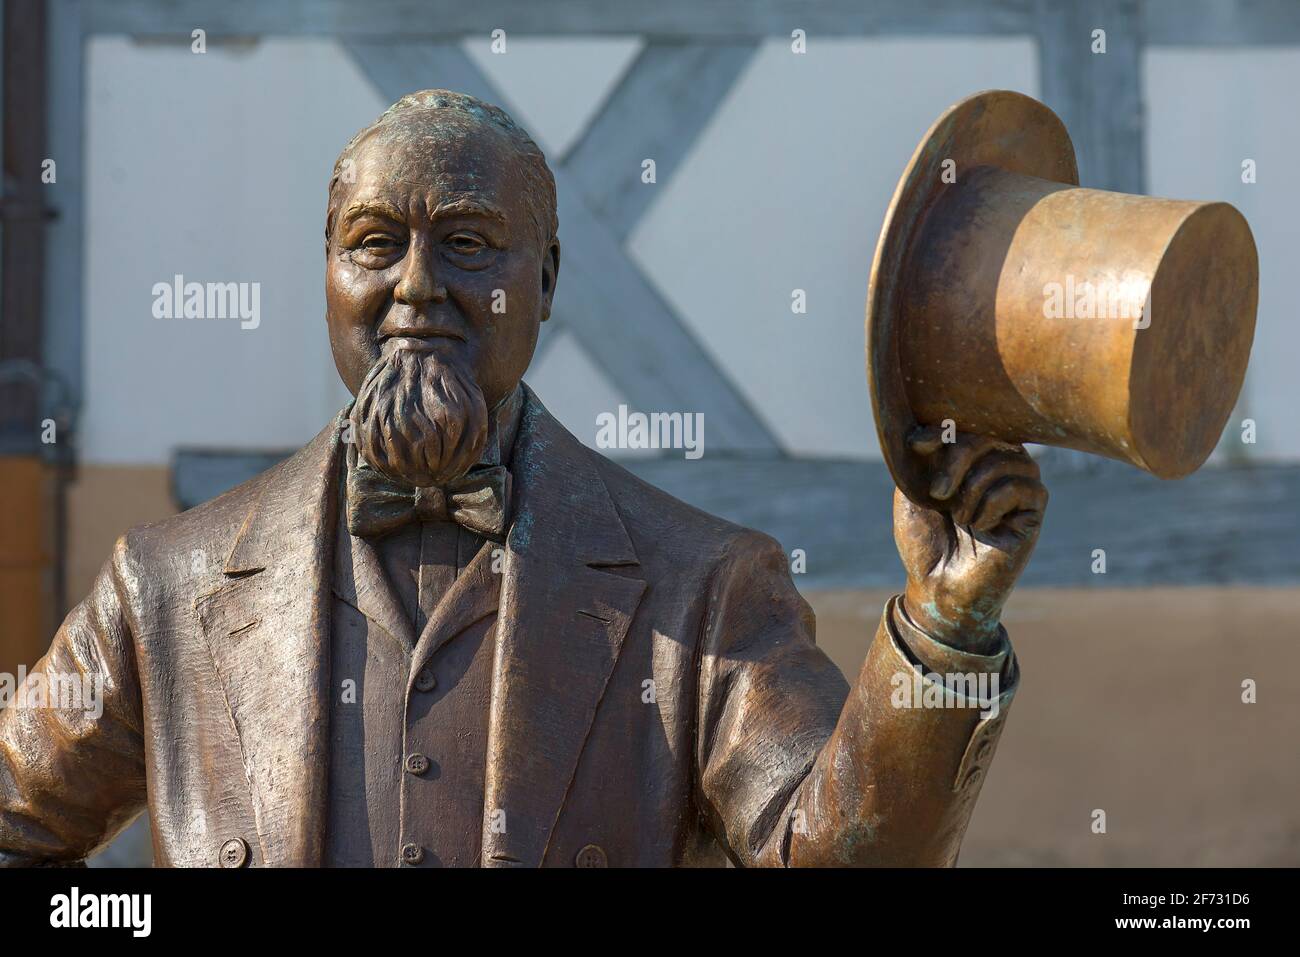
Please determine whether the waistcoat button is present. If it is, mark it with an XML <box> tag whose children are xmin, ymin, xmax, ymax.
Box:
<box><xmin>401</xmin><ymin>842</ymin><xmax>425</xmax><ymax>866</ymax></box>
<box><xmin>575</xmin><ymin>844</ymin><xmax>608</xmax><ymax>868</ymax></box>
<box><xmin>218</xmin><ymin>837</ymin><xmax>249</xmax><ymax>868</ymax></box>
<box><xmin>405</xmin><ymin>753</ymin><xmax>430</xmax><ymax>776</ymax></box>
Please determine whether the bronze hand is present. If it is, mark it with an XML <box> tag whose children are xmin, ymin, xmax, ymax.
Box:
<box><xmin>893</xmin><ymin>426</ymin><xmax>1048</xmax><ymax>653</ymax></box>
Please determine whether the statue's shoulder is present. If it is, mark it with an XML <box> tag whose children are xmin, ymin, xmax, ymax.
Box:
<box><xmin>520</xmin><ymin>391</ymin><xmax>767</xmax><ymax>570</ymax></box>
<box><xmin>116</xmin><ymin>420</ymin><xmax>338</xmax><ymax>574</ymax></box>
<box><xmin>588</xmin><ymin>450</ymin><xmax>772</xmax><ymax>569</ymax></box>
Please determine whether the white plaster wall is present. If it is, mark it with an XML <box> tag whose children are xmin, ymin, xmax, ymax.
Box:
<box><xmin>629</xmin><ymin>37</ymin><xmax>1039</xmax><ymax>460</ymax></box>
<box><xmin>1145</xmin><ymin>46</ymin><xmax>1300</xmax><ymax>463</ymax></box>
<box><xmin>82</xmin><ymin>35</ymin><xmax>1295</xmax><ymax>467</ymax></box>
<box><xmin>460</xmin><ymin>35</ymin><xmax>642</xmax><ymax>160</ymax></box>
<box><xmin>82</xmin><ymin>35</ymin><xmax>644</xmax><ymax>465</ymax></box>
<box><xmin>83</xmin><ymin>37</ymin><xmax>382</xmax><ymax>464</ymax></box>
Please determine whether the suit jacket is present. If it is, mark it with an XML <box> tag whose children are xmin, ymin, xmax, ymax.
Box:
<box><xmin>0</xmin><ymin>387</ymin><xmax>1016</xmax><ymax>867</ymax></box>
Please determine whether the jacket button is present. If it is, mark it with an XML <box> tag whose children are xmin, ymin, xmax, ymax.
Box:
<box><xmin>414</xmin><ymin>667</ymin><xmax>437</xmax><ymax>692</ymax></box>
<box><xmin>405</xmin><ymin>753</ymin><xmax>430</xmax><ymax>776</ymax></box>
<box><xmin>575</xmin><ymin>844</ymin><xmax>607</xmax><ymax>868</ymax></box>
<box><xmin>218</xmin><ymin>837</ymin><xmax>249</xmax><ymax>868</ymax></box>
<box><xmin>401</xmin><ymin>843</ymin><xmax>425</xmax><ymax>866</ymax></box>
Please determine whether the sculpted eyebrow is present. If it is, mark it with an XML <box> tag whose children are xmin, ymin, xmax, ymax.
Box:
<box><xmin>340</xmin><ymin>200</ymin><xmax>405</xmax><ymax>225</ymax></box>
<box><xmin>338</xmin><ymin>196</ymin><xmax>507</xmax><ymax>232</ymax></box>
<box><xmin>431</xmin><ymin>197</ymin><xmax>507</xmax><ymax>224</ymax></box>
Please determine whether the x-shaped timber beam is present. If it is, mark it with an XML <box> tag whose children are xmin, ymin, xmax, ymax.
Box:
<box><xmin>345</xmin><ymin>40</ymin><xmax>780</xmax><ymax>454</ymax></box>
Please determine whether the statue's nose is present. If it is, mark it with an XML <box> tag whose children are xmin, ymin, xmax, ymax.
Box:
<box><xmin>392</xmin><ymin>238</ymin><xmax>448</xmax><ymax>307</ymax></box>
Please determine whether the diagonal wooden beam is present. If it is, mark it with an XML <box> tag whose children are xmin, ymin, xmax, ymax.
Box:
<box><xmin>89</xmin><ymin>1</ymin><xmax>1036</xmax><ymax>40</ymax></box>
<box><xmin>345</xmin><ymin>40</ymin><xmax>781</xmax><ymax>453</ymax></box>
<box><xmin>561</xmin><ymin>42</ymin><xmax>759</xmax><ymax>241</ymax></box>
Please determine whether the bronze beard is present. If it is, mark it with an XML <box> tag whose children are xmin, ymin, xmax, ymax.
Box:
<box><xmin>350</xmin><ymin>342</ymin><xmax>489</xmax><ymax>488</ymax></box>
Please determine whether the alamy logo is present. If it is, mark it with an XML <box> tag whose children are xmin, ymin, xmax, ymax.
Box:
<box><xmin>1042</xmin><ymin>275</ymin><xmax>1150</xmax><ymax>329</ymax></box>
<box><xmin>152</xmin><ymin>274</ymin><xmax>261</xmax><ymax>329</ymax></box>
<box><xmin>0</xmin><ymin>667</ymin><xmax>103</xmax><ymax>719</ymax></box>
<box><xmin>595</xmin><ymin>405</ymin><xmax>704</xmax><ymax>460</ymax></box>
<box><xmin>890</xmin><ymin>669</ymin><xmax>1001</xmax><ymax>719</ymax></box>
<box><xmin>50</xmin><ymin>887</ymin><xmax>151</xmax><ymax>937</ymax></box>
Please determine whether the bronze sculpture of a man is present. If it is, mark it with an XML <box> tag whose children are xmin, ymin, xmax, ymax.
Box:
<box><xmin>0</xmin><ymin>91</ymin><xmax>1046</xmax><ymax>867</ymax></box>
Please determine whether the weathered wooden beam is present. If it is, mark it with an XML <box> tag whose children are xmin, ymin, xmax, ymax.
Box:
<box><xmin>1035</xmin><ymin>0</ymin><xmax>1143</xmax><ymax>194</ymax></box>
<box><xmin>44</xmin><ymin>0</ymin><xmax>84</xmax><ymax>431</ymax></box>
<box><xmin>1</xmin><ymin>0</ymin><xmax>49</xmax><ymax>442</ymax></box>
<box><xmin>344</xmin><ymin>40</ymin><xmax>780</xmax><ymax>452</ymax></box>
<box><xmin>82</xmin><ymin>0</ymin><xmax>1300</xmax><ymax>46</ymax></box>
<box><xmin>1144</xmin><ymin>0</ymin><xmax>1300</xmax><ymax>45</ymax></box>
<box><xmin>87</xmin><ymin>0</ymin><xmax>1035</xmax><ymax>40</ymax></box>
<box><xmin>173</xmin><ymin>446</ymin><xmax>1300</xmax><ymax>589</ymax></box>
<box><xmin>627</xmin><ymin>457</ymin><xmax>1300</xmax><ymax>589</ymax></box>
<box><xmin>550</xmin><ymin>179</ymin><xmax>779</xmax><ymax>452</ymax></box>
<box><xmin>1033</xmin><ymin>0</ymin><xmax>1144</xmax><ymax>472</ymax></box>
<box><xmin>561</xmin><ymin>42</ymin><xmax>759</xmax><ymax>239</ymax></box>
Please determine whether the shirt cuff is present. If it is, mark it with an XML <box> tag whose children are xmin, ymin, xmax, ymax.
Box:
<box><xmin>892</xmin><ymin>596</ymin><xmax>1010</xmax><ymax>676</ymax></box>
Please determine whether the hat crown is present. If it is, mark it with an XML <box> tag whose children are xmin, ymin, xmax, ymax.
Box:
<box><xmin>868</xmin><ymin>91</ymin><xmax>1258</xmax><ymax>508</ymax></box>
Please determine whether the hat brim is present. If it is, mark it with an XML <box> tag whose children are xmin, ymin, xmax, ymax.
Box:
<box><xmin>865</xmin><ymin>90</ymin><xmax>1079</xmax><ymax>509</ymax></box>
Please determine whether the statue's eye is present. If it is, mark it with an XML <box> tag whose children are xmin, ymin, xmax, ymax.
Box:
<box><xmin>361</xmin><ymin>234</ymin><xmax>402</xmax><ymax>251</ymax></box>
<box><xmin>447</xmin><ymin>233</ymin><xmax>486</xmax><ymax>254</ymax></box>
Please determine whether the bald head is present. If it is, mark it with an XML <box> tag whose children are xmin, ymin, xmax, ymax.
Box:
<box><xmin>326</xmin><ymin>90</ymin><xmax>558</xmax><ymax>250</ymax></box>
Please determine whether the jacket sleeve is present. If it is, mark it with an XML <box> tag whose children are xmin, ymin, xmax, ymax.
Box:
<box><xmin>0</xmin><ymin>537</ymin><xmax>148</xmax><ymax>865</ymax></box>
<box><xmin>694</xmin><ymin>530</ymin><xmax>1017</xmax><ymax>867</ymax></box>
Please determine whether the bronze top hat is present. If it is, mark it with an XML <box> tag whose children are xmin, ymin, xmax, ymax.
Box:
<box><xmin>866</xmin><ymin>90</ymin><xmax>1259</xmax><ymax>510</ymax></box>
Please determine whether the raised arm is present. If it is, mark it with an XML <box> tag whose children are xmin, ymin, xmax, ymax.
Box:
<box><xmin>696</xmin><ymin>431</ymin><xmax>1044</xmax><ymax>866</ymax></box>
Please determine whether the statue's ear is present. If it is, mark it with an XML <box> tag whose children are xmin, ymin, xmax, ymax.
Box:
<box><xmin>540</xmin><ymin>238</ymin><xmax>561</xmax><ymax>322</ymax></box>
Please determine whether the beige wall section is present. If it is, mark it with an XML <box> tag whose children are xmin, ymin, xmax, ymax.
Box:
<box><xmin>809</xmin><ymin>586</ymin><xmax>1300</xmax><ymax>866</ymax></box>
<box><xmin>0</xmin><ymin>459</ymin><xmax>56</xmax><ymax>674</ymax></box>
<box><xmin>65</xmin><ymin>465</ymin><xmax>175</xmax><ymax>617</ymax></box>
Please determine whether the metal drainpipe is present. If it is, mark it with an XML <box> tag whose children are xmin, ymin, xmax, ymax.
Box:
<box><xmin>1</xmin><ymin>0</ymin><xmax>59</xmax><ymax>677</ymax></box>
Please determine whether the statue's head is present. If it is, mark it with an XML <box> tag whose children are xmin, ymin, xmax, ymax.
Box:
<box><xmin>325</xmin><ymin>90</ymin><xmax>560</xmax><ymax>486</ymax></box>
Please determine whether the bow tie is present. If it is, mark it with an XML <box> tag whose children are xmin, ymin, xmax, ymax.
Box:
<box><xmin>346</xmin><ymin>450</ymin><xmax>512</xmax><ymax>542</ymax></box>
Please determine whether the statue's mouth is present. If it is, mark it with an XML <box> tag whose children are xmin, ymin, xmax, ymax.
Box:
<box><xmin>383</xmin><ymin>332</ymin><xmax>466</xmax><ymax>353</ymax></box>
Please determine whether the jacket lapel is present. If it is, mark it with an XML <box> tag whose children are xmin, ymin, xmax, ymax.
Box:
<box><xmin>196</xmin><ymin>418</ymin><xmax>342</xmax><ymax>867</ymax></box>
<box><xmin>482</xmin><ymin>387</ymin><xmax>646</xmax><ymax>867</ymax></box>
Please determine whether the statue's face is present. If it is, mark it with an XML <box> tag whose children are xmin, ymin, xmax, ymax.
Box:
<box><xmin>325</xmin><ymin>115</ymin><xmax>559</xmax><ymax>410</ymax></box>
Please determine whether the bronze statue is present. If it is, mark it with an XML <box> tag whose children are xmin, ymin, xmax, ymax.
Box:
<box><xmin>0</xmin><ymin>90</ymin><xmax>1255</xmax><ymax>867</ymax></box>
